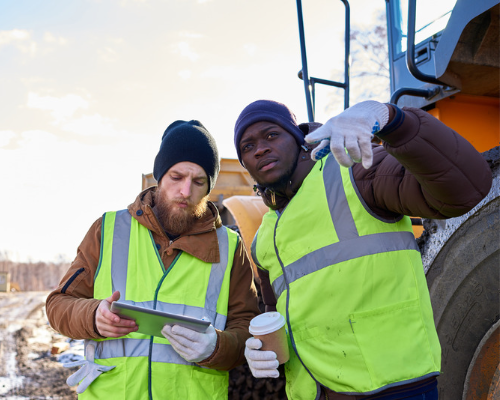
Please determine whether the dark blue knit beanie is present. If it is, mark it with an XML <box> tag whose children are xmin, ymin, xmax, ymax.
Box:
<box><xmin>153</xmin><ymin>120</ymin><xmax>220</xmax><ymax>194</ymax></box>
<box><xmin>234</xmin><ymin>100</ymin><xmax>305</xmax><ymax>163</ymax></box>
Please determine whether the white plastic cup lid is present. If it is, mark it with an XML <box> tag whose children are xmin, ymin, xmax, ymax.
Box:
<box><xmin>249</xmin><ymin>312</ymin><xmax>286</xmax><ymax>335</ymax></box>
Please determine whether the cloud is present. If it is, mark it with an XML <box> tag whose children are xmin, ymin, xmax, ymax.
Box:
<box><xmin>176</xmin><ymin>41</ymin><xmax>200</xmax><ymax>61</ymax></box>
<box><xmin>27</xmin><ymin>93</ymin><xmax>89</xmax><ymax>123</ymax></box>
<box><xmin>0</xmin><ymin>29</ymin><xmax>37</xmax><ymax>55</ymax></box>
<box><xmin>19</xmin><ymin>129</ymin><xmax>58</xmax><ymax>147</ymax></box>
<box><xmin>25</xmin><ymin>93</ymin><xmax>128</xmax><ymax>141</ymax></box>
<box><xmin>43</xmin><ymin>32</ymin><xmax>68</xmax><ymax>45</ymax></box>
<box><xmin>0</xmin><ymin>29</ymin><xmax>30</xmax><ymax>46</ymax></box>
<box><xmin>200</xmin><ymin>65</ymin><xmax>238</xmax><ymax>80</ymax></box>
<box><xmin>61</xmin><ymin>114</ymin><xmax>125</xmax><ymax>138</ymax></box>
<box><xmin>0</xmin><ymin>131</ymin><xmax>16</xmax><ymax>148</ymax></box>
<box><xmin>178</xmin><ymin>69</ymin><xmax>192</xmax><ymax>80</ymax></box>
<box><xmin>179</xmin><ymin>31</ymin><xmax>204</xmax><ymax>39</ymax></box>
<box><xmin>98</xmin><ymin>46</ymin><xmax>119</xmax><ymax>63</ymax></box>
<box><xmin>243</xmin><ymin>43</ymin><xmax>257</xmax><ymax>56</ymax></box>
<box><xmin>118</xmin><ymin>0</ymin><xmax>148</xmax><ymax>5</ymax></box>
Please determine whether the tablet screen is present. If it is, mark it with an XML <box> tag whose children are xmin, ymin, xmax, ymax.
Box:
<box><xmin>110</xmin><ymin>301</ymin><xmax>210</xmax><ymax>338</ymax></box>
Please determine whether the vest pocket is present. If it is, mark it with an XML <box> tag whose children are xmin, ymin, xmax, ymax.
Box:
<box><xmin>80</xmin><ymin>358</ymin><xmax>129</xmax><ymax>399</ymax></box>
<box><xmin>188</xmin><ymin>368</ymin><xmax>229</xmax><ymax>400</ymax></box>
<box><xmin>349</xmin><ymin>299</ymin><xmax>435</xmax><ymax>389</ymax></box>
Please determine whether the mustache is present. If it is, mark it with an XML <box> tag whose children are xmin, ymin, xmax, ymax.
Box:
<box><xmin>172</xmin><ymin>199</ymin><xmax>194</xmax><ymax>207</ymax></box>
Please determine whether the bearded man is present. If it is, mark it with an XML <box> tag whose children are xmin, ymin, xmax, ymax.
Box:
<box><xmin>46</xmin><ymin>120</ymin><xmax>260</xmax><ymax>399</ymax></box>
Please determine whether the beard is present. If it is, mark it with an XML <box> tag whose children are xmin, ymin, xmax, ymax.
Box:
<box><xmin>154</xmin><ymin>196</ymin><xmax>209</xmax><ymax>236</ymax></box>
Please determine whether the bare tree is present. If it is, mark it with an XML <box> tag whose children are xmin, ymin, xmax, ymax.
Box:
<box><xmin>349</xmin><ymin>11</ymin><xmax>390</xmax><ymax>102</ymax></box>
<box><xmin>325</xmin><ymin>11</ymin><xmax>390</xmax><ymax>115</ymax></box>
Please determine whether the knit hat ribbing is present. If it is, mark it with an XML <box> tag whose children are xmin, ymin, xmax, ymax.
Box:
<box><xmin>234</xmin><ymin>100</ymin><xmax>305</xmax><ymax>163</ymax></box>
<box><xmin>153</xmin><ymin>120</ymin><xmax>220</xmax><ymax>193</ymax></box>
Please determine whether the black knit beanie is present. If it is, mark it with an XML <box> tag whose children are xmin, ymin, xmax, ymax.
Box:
<box><xmin>153</xmin><ymin>120</ymin><xmax>220</xmax><ymax>194</ymax></box>
<box><xmin>234</xmin><ymin>99</ymin><xmax>305</xmax><ymax>164</ymax></box>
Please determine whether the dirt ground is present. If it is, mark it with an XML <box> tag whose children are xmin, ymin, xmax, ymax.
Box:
<box><xmin>0</xmin><ymin>291</ymin><xmax>286</xmax><ymax>400</ymax></box>
<box><xmin>0</xmin><ymin>291</ymin><xmax>77</xmax><ymax>400</ymax></box>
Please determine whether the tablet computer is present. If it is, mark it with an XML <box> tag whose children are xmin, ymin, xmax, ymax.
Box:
<box><xmin>110</xmin><ymin>301</ymin><xmax>210</xmax><ymax>338</ymax></box>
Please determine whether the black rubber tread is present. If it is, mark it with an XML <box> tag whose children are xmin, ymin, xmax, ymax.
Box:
<box><xmin>426</xmin><ymin>196</ymin><xmax>500</xmax><ymax>400</ymax></box>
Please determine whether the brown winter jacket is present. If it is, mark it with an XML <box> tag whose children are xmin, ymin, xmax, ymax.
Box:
<box><xmin>256</xmin><ymin>104</ymin><xmax>492</xmax><ymax>310</ymax></box>
<box><xmin>46</xmin><ymin>188</ymin><xmax>260</xmax><ymax>371</ymax></box>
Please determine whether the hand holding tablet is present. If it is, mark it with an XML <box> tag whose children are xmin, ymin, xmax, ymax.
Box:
<box><xmin>110</xmin><ymin>301</ymin><xmax>210</xmax><ymax>338</ymax></box>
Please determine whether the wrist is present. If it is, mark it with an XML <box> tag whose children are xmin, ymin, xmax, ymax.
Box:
<box><xmin>376</xmin><ymin>105</ymin><xmax>404</xmax><ymax>138</ymax></box>
<box><xmin>355</xmin><ymin>100</ymin><xmax>389</xmax><ymax>130</ymax></box>
<box><xmin>196</xmin><ymin>329</ymin><xmax>220</xmax><ymax>365</ymax></box>
<box><xmin>386</xmin><ymin>103</ymin><xmax>396</xmax><ymax>123</ymax></box>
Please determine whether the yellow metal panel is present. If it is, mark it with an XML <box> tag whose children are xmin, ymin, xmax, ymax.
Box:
<box><xmin>222</xmin><ymin>195</ymin><xmax>268</xmax><ymax>278</ymax></box>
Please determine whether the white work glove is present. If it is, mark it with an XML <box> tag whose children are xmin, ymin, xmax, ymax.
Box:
<box><xmin>305</xmin><ymin>100</ymin><xmax>389</xmax><ymax>169</ymax></box>
<box><xmin>161</xmin><ymin>323</ymin><xmax>217</xmax><ymax>363</ymax></box>
<box><xmin>244</xmin><ymin>337</ymin><xmax>279</xmax><ymax>378</ymax></box>
<box><xmin>63</xmin><ymin>343</ymin><xmax>116</xmax><ymax>394</ymax></box>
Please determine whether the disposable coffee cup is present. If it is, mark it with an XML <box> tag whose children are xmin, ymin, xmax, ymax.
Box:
<box><xmin>249</xmin><ymin>312</ymin><xmax>289</xmax><ymax>364</ymax></box>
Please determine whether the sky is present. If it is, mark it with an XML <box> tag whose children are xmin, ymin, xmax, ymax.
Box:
<box><xmin>1</xmin><ymin>0</ymin><xmax>387</xmax><ymax>263</ymax></box>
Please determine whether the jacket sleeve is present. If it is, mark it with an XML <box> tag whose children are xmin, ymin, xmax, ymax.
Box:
<box><xmin>256</xmin><ymin>268</ymin><xmax>277</xmax><ymax>313</ymax></box>
<box><xmin>353</xmin><ymin>106</ymin><xmax>492</xmax><ymax>220</ymax></box>
<box><xmin>198</xmin><ymin>239</ymin><xmax>260</xmax><ymax>371</ymax></box>
<box><xmin>45</xmin><ymin>217</ymin><xmax>104</xmax><ymax>340</ymax></box>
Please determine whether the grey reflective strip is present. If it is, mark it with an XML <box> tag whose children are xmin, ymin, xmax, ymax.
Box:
<box><xmin>88</xmin><ymin>338</ymin><xmax>196</xmax><ymax>366</ymax></box>
<box><xmin>111</xmin><ymin>210</ymin><xmax>131</xmax><ymax>296</ymax></box>
<box><xmin>272</xmin><ymin>231</ymin><xmax>419</xmax><ymax>298</ymax></box>
<box><xmin>251</xmin><ymin>229</ymin><xmax>263</xmax><ymax>269</ymax></box>
<box><xmin>207</xmin><ymin>228</ymin><xmax>229</xmax><ymax>330</ymax></box>
<box><xmin>212</xmin><ymin>314</ymin><xmax>227</xmax><ymax>331</ymax></box>
<box><xmin>323</xmin><ymin>155</ymin><xmax>358</xmax><ymax>240</ymax></box>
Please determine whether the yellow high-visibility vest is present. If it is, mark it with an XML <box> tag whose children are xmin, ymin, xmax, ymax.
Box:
<box><xmin>81</xmin><ymin>210</ymin><xmax>238</xmax><ymax>400</ymax></box>
<box><xmin>253</xmin><ymin>155</ymin><xmax>441</xmax><ymax>399</ymax></box>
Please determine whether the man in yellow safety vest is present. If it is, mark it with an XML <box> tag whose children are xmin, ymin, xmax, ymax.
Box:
<box><xmin>47</xmin><ymin>119</ymin><xmax>260</xmax><ymax>399</ymax></box>
<box><xmin>234</xmin><ymin>99</ymin><xmax>492</xmax><ymax>400</ymax></box>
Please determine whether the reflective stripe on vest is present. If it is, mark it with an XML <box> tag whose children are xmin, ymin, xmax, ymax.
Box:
<box><xmin>90</xmin><ymin>338</ymin><xmax>193</xmax><ymax>365</ymax></box>
<box><xmin>272</xmin><ymin>231</ymin><xmax>418</xmax><ymax>299</ymax></box>
<box><xmin>253</xmin><ymin>154</ymin><xmax>441</xmax><ymax>397</ymax></box>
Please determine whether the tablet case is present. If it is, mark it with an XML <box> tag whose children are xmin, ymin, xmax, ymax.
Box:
<box><xmin>110</xmin><ymin>301</ymin><xmax>210</xmax><ymax>338</ymax></box>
